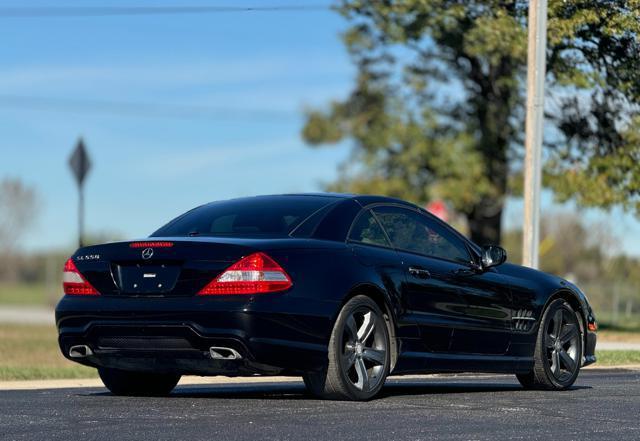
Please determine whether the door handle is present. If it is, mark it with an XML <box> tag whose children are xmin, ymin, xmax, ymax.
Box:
<box><xmin>408</xmin><ymin>267</ymin><xmax>431</xmax><ymax>279</ymax></box>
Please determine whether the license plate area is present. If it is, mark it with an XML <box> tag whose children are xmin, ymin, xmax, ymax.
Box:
<box><xmin>114</xmin><ymin>264</ymin><xmax>181</xmax><ymax>294</ymax></box>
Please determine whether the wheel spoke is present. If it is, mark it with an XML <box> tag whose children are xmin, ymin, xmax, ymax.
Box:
<box><xmin>357</xmin><ymin>311</ymin><xmax>376</xmax><ymax>343</ymax></box>
<box><xmin>544</xmin><ymin>333</ymin><xmax>555</xmax><ymax>349</ymax></box>
<box><xmin>559</xmin><ymin>349</ymin><xmax>576</xmax><ymax>373</ymax></box>
<box><xmin>551</xmin><ymin>350</ymin><xmax>561</xmax><ymax>376</ymax></box>
<box><xmin>343</xmin><ymin>350</ymin><xmax>357</xmax><ymax>370</ymax></box>
<box><xmin>354</xmin><ymin>357</ymin><xmax>369</xmax><ymax>391</ymax></box>
<box><xmin>346</xmin><ymin>316</ymin><xmax>358</xmax><ymax>342</ymax></box>
<box><xmin>362</xmin><ymin>348</ymin><xmax>385</xmax><ymax>365</ymax></box>
<box><xmin>559</xmin><ymin>324</ymin><xmax>578</xmax><ymax>344</ymax></box>
<box><xmin>552</xmin><ymin>309</ymin><xmax>563</xmax><ymax>338</ymax></box>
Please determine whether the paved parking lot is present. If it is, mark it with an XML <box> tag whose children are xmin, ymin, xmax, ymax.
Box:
<box><xmin>1</xmin><ymin>369</ymin><xmax>639</xmax><ymax>441</ymax></box>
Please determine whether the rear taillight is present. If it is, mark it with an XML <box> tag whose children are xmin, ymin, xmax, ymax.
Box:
<box><xmin>63</xmin><ymin>258</ymin><xmax>99</xmax><ymax>295</ymax></box>
<box><xmin>198</xmin><ymin>252</ymin><xmax>292</xmax><ymax>295</ymax></box>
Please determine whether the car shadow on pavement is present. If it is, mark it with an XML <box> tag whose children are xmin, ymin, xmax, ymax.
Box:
<box><xmin>85</xmin><ymin>380</ymin><xmax>591</xmax><ymax>401</ymax></box>
<box><xmin>87</xmin><ymin>383</ymin><xmax>310</xmax><ymax>400</ymax></box>
<box><xmin>377</xmin><ymin>381</ymin><xmax>591</xmax><ymax>398</ymax></box>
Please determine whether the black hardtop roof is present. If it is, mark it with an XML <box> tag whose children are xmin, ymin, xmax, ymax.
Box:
<box><xmin>221</xmin><ymin>192</ymin><xmax>419</xmax><ymax>208</ymax></box>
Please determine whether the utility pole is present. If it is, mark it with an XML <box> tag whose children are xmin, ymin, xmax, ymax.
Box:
<box><xmin>68</xmin><ymin>138</ymin><xmax>92</xmax><ymax>248</ymax></box>
<box><xmin>522</xmin><ymin>0</ymin><xmax>548</xmax><ymax>269</ymax></box>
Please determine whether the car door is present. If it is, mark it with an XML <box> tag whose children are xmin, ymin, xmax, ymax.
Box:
<box><xmin>447</xmin><ymin>265</ymin><xmax>513</xmax><ymax>355</ymax></box>
<box><xmin>370</xmin><ymin>205</ymin><xmax>466</xmax><ymax>353</ymax></box>
<box><xmin>346</xmin><ymin>209</ymin><xmax>422</xmax><ymax>344</ymax></box>
<box><xmin>371</xmin><ymin>205</ymin><xmax>512</xmax><ymax>355</ymax></box>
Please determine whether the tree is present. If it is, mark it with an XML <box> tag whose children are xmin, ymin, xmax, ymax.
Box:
<box><xmin>501</xmin><ymin>211</ymin><xmax>640</xmax><ymax>322</ymax></box>
<box><xmin>502</xmin><ymin>212</ymin><xmax>616</xmax><ymax>281</ymax></box>
<box><xmin>0</xmin><ymin>178</ymin><xmax>39</xmax><ymax>280</ymax></box>
<box><xmin>302</xmin><ymin>0</ymin><xmax>640</xmax><ymax>245</ymax></box>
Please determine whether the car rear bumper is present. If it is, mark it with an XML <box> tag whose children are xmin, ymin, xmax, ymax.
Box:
<box><xmin>56</xmin><ymin>294</ymin><xmax>338</xmax><ymax>375</ymax></box>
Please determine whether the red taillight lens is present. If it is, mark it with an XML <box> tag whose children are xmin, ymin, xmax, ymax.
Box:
<box><xmin>63</xmin><ymin>258</ymin><xmax>99</xmax><ymax>295</ymax></box>
<box><xmin>198</xmin><ymin>252</ymin><xmax>292</xmax><ymax>295</ymax></box>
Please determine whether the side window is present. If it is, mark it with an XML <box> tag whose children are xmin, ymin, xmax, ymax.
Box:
<box><xmin>348</xmin><ymin>210</ymin><xmax>391</xmax><ymax>248</ymax></box>
<box><xmin>372</xmin><ymin>206</ymin><xmax>471</xmax><ymax>263</ymax></box>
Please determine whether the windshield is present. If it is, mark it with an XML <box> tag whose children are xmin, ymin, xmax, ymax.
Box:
<box><xmin>151</xmin><ymin>195</ymin><xmax>337</xmax><ymax>238</ymax></box>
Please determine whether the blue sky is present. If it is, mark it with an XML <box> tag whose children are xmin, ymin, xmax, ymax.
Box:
<box><xmin>1</xmin><ymin>0</ymin><xmax>639</xmax><ymax>256</ymax></box>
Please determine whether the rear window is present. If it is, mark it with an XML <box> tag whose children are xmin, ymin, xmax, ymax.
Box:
<box><xmin>151</xmin><ymin>196</ymin><xmax>337</xmax><ymax>237</ymax></box>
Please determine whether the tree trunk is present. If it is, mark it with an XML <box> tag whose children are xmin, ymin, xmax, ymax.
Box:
<box><xmin>464</xmin><ymin>59</ymin><xmax>513</xmax><ymax>248</ymax></box>
<box><xmin>466</xmin><ymin>199</ymin><xmax>504</xmax><ymax>246</ymax></box>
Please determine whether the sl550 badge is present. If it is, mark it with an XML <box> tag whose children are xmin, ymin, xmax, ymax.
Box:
<box><xmin>76</xmin><ymin>254</ymin><xmax>100</xmax><ymax>261</ymax></box>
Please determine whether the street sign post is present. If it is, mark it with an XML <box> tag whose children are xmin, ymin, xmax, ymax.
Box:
<box><xmin>522</xmin><ymin>0</ymin><xmax>548</xmax><ymax>269</ymax></box>
<box><xmin>68</xmin><ymin>138</ymin><xmax>92</xmax><ymax>248</ymax></box>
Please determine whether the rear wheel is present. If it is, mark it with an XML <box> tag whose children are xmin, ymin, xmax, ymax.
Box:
<box><xmin>98</xmin><ymin>367</ymin><xmax>181</xmax><ymax>396</ymax></box>
<box><xmin>517</xmin><ymin>299</ymin><xmax>582</xmax><ymax>390</ymax></box>
<box><xmin>303</xmin><ymin>295</ymin><xmax>390</xmax><ymax>401</ymax></box>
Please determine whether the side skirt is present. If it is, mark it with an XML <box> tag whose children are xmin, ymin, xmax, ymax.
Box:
<box><xmin>393</xmin><ymin>352</ymin><xmax>534</xmax><ymax>375</ymax></box>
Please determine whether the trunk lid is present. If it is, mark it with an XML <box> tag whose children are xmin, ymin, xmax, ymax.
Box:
<box><xmin>72</xmin><ymin>238</ymin><xmax>254</xmax><ymax>297</ymax></box>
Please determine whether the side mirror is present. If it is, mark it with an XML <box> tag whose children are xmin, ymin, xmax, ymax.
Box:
<box><xmin>481</xmin><ymin>245</ymin><xmax>507</xmax><ymax>269</ymax></box>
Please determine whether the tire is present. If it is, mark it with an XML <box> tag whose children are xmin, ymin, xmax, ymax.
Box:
<box><xmin>98</xmin><ymin>367</ymin><xmax>181</xmax><ymax>396</ymax></box>
<box><xmin>516</xmin><ymin>299</ymin><xmax>583</xmax><ymax>390</ymax></box>
<box><xmin>303</xmin><ymin>295</ymin><xmax>391</xmax><ymax>401</ymax></box>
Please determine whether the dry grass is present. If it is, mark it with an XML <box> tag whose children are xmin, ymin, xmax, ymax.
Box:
<box><xmin>596</xmin><ymin>350</ymin><xmax>640</xmax><ymax>366</ymax></box>
<box><xmin>0</xmin><ymin>324</ymin><xmax>96</xmax><ymax>380</ymax></box>
<box><xmin>597</xmin><ymin>330</ymin><xmax>640</xmax><ymax>343</ymax></box>
<box><xmin>0</xmin><ymin>283</ymin><xmax>56</xmax><ymax>307</ymax></box>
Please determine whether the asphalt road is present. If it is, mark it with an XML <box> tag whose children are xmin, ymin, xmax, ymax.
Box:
<box><xmin>1</xmin><ymin>370</ymin><xmax>638</xmax><ymax>441</ymax></box>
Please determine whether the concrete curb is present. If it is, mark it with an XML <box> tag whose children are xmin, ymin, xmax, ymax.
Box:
<box><xmin>0</xmin><ymin>307</ymin><xmax>54</xmax><ymax>325</ymax></box>
<box><xmin>0</xmin><ymin>375</ymin><xmax>301</xmax><ymax>391</ymax></box>
<box><xmin>597</xmin><ymin>342</ymin><xmax>640</xmax><ymax>350</ymax></box>
<box><xmin>583</xmin><ymin>364</ymin><xmax>640</xmax><ymax>370</ymax></box>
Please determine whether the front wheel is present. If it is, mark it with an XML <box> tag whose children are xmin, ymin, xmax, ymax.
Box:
<box><xmin>303</xmin><ymin>295</ymin><xmax>391</xmax><ymax>401</ymax></box>
<box><xmin>517</xmin><ymin>299</ymin><xmax>583</xmax><ymax>390</ymax></box>
<box><xmin>98</xmin><ymin>367</ymin><xmax>181</xmax><ymax>396</ymax></box>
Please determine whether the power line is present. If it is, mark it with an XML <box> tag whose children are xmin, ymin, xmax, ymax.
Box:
<box><xmin>0</xmin><ymin>94</ymin><xmax>300</xmax><ymax>122</ymax></box>
<box><xmin>0</xmin><ymin>5</ymin><xmax>331</xmax><ymax>18</ymax></box>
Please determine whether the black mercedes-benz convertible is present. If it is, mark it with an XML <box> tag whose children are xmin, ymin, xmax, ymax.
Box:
<box><xmin>56</xmin><ymin>193</ymin><xmax>597</xmax><ymax>400</ymax></box>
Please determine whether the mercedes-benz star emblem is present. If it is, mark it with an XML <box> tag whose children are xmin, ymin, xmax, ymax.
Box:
<box><xmin>141</xmin><ymin>248</ymin><xmax>154</xmax><ymax>260</ymax></box>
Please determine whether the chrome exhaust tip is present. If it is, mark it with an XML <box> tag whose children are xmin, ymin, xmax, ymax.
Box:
<box><xmin>209</xmin><ymin>346</ymin><xmax>242</xmax><ymax>360</ymax></box>
<box><xmin>69</xmin><ymin>345</ymin><xmax>93</xmax><ymax>358</ymax></box>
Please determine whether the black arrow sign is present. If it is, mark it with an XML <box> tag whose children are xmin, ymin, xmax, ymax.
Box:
<box><xmin>68</xmin><ymin>138</ymin><xmax>91</xmax><ymax>247</ymax></box>
<box><xmin>68</xmin><ymin>138</ymin><xmax>91</xmax><ymax>187</ymax></box>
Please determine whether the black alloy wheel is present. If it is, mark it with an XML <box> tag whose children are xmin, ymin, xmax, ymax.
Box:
<box><xmin>517</xmin><ymin>299</ymin><xmax>583</xmax><ymax>390</ymax></box>
<box><xmin>303</xmin><ymin>295</ymin><xmax>391</xmax><ymax>400</ymax></box>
